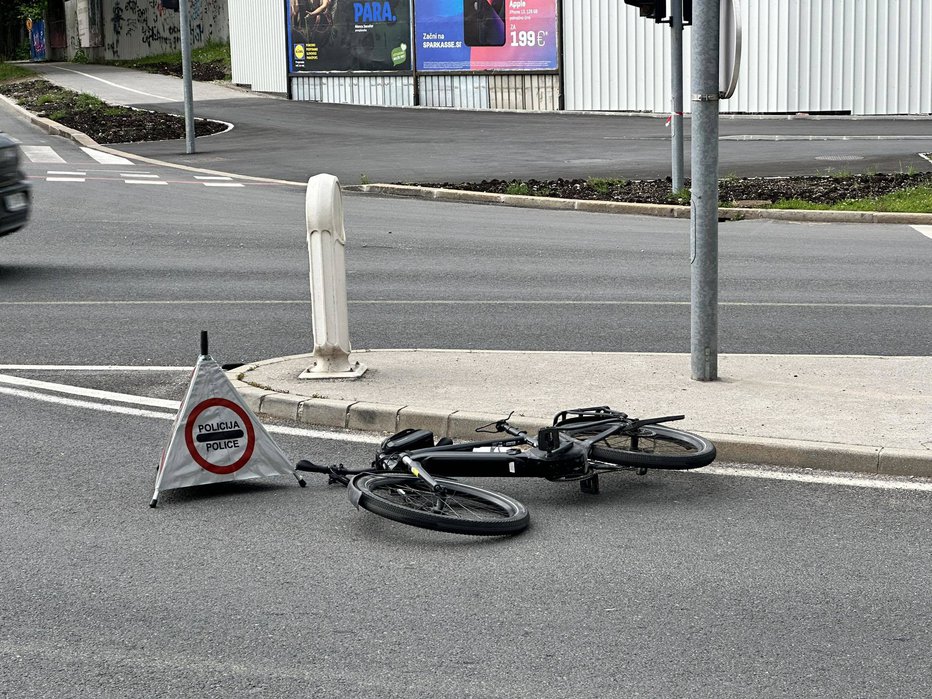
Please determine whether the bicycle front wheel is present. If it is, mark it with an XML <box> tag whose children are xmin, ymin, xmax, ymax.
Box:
<box><xmin>348</xmin><ymin>474</ymin><xmax>529</xmax><ymax>536</ymax></box>
<box><xmin>564</xmin><ymin>423</ymin><xmax>716</xmax><ymax>470</ymax></box>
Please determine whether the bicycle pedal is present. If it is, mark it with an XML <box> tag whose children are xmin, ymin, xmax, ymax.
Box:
<box><xmin>580</xmin><ymin>475</ymin><xmax>600</xmax><ymax>495</ymax></box>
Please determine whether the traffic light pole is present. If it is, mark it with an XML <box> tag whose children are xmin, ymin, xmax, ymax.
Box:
<box><xmin>689</xmin><ymin>0</ymin><xmax>720</xmax><ymax>381</ymax></box>
<box><xmin>670</xmin><ymin>0</ymin><xmax>685</xmax><ymax>193</ymax></box>
<box><xmin>179</xmin><ymin>0</ymin><xmax>196</xmax><ymax>154</ymax></box>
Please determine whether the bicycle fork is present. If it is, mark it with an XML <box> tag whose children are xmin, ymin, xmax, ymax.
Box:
<box><xmin>401</xmin><ymin>455</ymin><xmax>452</xmax><ymax>514</ymax></box>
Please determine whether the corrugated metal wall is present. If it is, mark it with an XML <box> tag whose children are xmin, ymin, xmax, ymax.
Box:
<box><xmin>229</xmin><ymin>0</ymin><xmax>287</xmax><ymax>94</ymax></box>
<box><xmin>563</xmin><ymin>0</ymin><xmax>932</xmax><ymax>115</ymax></box>
<box><xmin>418</xmin><ymin>74</ymin><xmax>560</xmax><ymax>110</ymax></box>
<box><xmin>419</xmin><ymin>75</ymin><xmax>491</xmax><ymax>109</ymax></box>
<box><xmin>291</xmin><ymin>75</ymin><xmax>415</xmax><ymax>107</ymax></box>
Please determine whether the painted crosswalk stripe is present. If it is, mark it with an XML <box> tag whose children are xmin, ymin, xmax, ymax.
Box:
<box><xmin>913</xmin><ymin>225</ymin><xmax>932</xmax><ymax>240</ymax></box>
<box><xmin>124</xmin><ymin>179</ymin><xmax>167</xmax><ymax>185</ymax></box>
<box><xmin>121</xmin><ymin>173</ymin><xmax>158</xmax><ymax>178</ymax></box>
<box><xmin>194</xmin><ymin>175</ymin><xmax>244</xmax><ymax>188</ymax></box>
<box><xmin>46</xmin><ymin>169</ymin><xmax>86</xmax><ymax>181</ymax></box>
<box><xmin>21</xmin><ymin>145</ymin><xmax>66</xmax><ymax>163</ymax></box>
<box><xmin>80</xmin><ymin>147</ymin><xmax>134</xmax><ymax>165</ymax></box>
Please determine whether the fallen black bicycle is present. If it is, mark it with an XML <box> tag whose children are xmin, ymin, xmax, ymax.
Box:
<box><xmin>296</xmin><ymin>406</ymin><xmax>716</xmax><ymax>536</ymax></box>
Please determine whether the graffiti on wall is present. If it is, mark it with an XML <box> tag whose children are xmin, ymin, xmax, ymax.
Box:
<box><xmin>28</xmin><ymin>19</ymin><xmax>48</xmax><ymax>61</ymax></box>
<box><xmin>105</xmin><ymin>0</ymin><xmax>228</xmax><ymax>59</ymax></box>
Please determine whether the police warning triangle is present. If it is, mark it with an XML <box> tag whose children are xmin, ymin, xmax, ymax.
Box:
<box><xmin>151</xmin><ymin>348</ymin><xmax>304</xmax><ymax>507</ymax></box>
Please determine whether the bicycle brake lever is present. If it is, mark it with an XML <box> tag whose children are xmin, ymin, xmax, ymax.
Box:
<box><xmin>475</xmin><ymin>410</ymin><xmax>515</xmax><ymax>433</ymax></box>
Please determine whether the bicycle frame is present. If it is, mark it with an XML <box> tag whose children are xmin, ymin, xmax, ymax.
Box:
<box><xmin>297</xmin><ymin>407</ymin><xmax>707</xmax><ymax>494</ymax></box>
<box><xmin>380</xmin><ymin>434</ymin><xmax>590</xmax><ymax>481</ymax></box>
<box><xmin>294</xmin><ymin>406</ymin><xmax>716</xmax><ymax>535</ymax></box>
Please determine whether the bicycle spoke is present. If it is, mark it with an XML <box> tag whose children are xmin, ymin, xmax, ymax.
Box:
<box><xmin>374</xmin><ymin>480</ymin><xmax>513</xmax><ymax>520</ymax></box>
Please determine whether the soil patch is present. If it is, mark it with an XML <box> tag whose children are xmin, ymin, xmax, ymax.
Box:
<box><xmin>0</xmin><ymin>78</ymin><xmax>227</xmax><ymax>144</ymax></box>
<box><xmin>412</xmin><ymin>172</ymin><xmax>932</xmax><ymax>208</ymax></box>
<box><xmin>118</xmin><ymin>60</ymin><xmax>229</xmax><ymax>82</ymax></box>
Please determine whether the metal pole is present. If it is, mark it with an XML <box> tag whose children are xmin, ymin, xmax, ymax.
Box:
<box><xmin>179</xmin><ymin>0</ymin><xmax>196</xmax><ymax>154</ymax></box>
<box><xmin>670</xmin><ymin>0</ymin><xmax>685</xmax><ymax>193</ymax></box>
<box><xmin>689</xmin><ymin>0</ymin><xmax>720</xmax><ymax>381</ymax></box>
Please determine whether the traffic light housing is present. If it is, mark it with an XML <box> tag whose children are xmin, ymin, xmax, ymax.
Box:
<box><xmin>161</xmin><ymin>0</ymin><xmax>179</xmax><ymax>10</ymax></box>
<box><xmin>622</xmin><ymin>0</ymin><xmax>691</xmax><ymax>24</ymax></box>
<box><xmin>623</xmin><ymin>0</ymin><xmax>666</xmax><ymax>22</ymax></box>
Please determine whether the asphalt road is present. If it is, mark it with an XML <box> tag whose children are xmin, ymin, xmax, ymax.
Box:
<box><xmin>121</xmin><ymin>97</ymin><xmax>932</xmax><ymax>183</ymax></box>
<box><xmin>3</xmin><ymin>90</ymin><xmax>932</xmax><ymax>697</ymax></box>
<box><xmin>2</xmin><ymin>393</ymin><xmax>932</xmax><ymax>698</ymax></box>
<box><xmin>20</xmin><ymin>62</ymin><xmax>932</xmax><ymax>183</ymax></box>
<box><xmin>3</xmin><ymin>129</ymin><xmax>931</xmax><ymax>362</ymax></box>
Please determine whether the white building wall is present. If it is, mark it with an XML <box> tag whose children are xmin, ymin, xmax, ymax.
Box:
<box><xmin>562</xmin><ymin>0</ymin><xmax>932</xmax><ymax>115</ymax></box>
<box><xmin>228</xmin><ymin>0</ymin><xmax>287</xmax><ymax>94</ymax></box>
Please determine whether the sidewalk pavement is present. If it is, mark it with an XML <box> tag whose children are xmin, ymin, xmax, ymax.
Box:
<box><xmin>228</xmin><ymin>350</ymin><xmax>932</xmax><ymax>479</ymax></box>
<box><xmin>6</xmin><ymin>63</ymin><xmax>932</xmax><ymax>477</ymax></box>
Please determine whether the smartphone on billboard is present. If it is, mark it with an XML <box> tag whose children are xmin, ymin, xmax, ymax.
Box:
<box><xmin>463</xmin><ymin>0</ymin><xmax>506</xmax><ymax>47</ymax></box>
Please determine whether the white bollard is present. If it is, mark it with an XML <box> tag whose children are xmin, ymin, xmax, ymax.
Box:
<box><xmin>299</xmin><ymin>174</ymin><xmax>366</xmax><ymax>379</ymax></box>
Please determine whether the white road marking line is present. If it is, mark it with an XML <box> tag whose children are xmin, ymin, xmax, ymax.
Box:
<box><xmin>0</xmin><ymin>365</ymin><xmax>190</xmax><ymax>371</ymax></box>
<box><xmin>701</xmin><ymin>464</ymin><xmax>932</xmax><ymax>492</ymax></box>
<box><xmin>721</xmin><ymin>135</ymin><xmax>932</xmax><ymax>141</ymax></box>
<box><xmin>0</xmin><ymin>374</ymin><xmax>928</xmax><ymax>490</ymax></box>
<box><xmin>46</xmin><ymin>177</ymin><xmax>86</xmax><ymax>182</ymax></box>
<box><xmin>0</xmin><ymin>383</ymin><xmax>381</xmax><ymax>444</ymax></box>
<box><xmin>80</xmin><ymin>147</ymin><xmax>134</xmax><ymax>165</ymax></box>
<box><xmin>124</xmin><ymin>179</ymin><xmax>168</xmax><ymax>185</ymax></box>
<box><xmin>47</xmin><ymin>170</ymin><xmax>86</xmax><ymax>176</ymax></box>
<box><xmin>0</xmin><ymin>385</ymin><xmax>175</xmax><ymax>420</ymax></box>
<box><xmin>353</xmin><ymin>301</ymin><xmax>932</xmax><ymax>309</ymax></box>
<box><xmin>0</xmin><ymin>299</ymin><xmax>929</xmax><ymax>309</ymax></box>
<box><xmin>0</xmin><ymin>374</ymin><xmax>179</xmax><ymax>409</ymax></box>
<box><xmin>0</xmin><ymin>300</ymin><xmax>306</xmax><ymax>306</ymax></box>
<box><xmin>912</xmin><ymin>225</ymin><xmax>932</xmax><ymax>240</ymax></box>
<box><xmin>20</xmin><ymin>145</ymin><xmax>66</xmax><ymax>163</ymax></box>
<box><xmin>121</xmin><ymin>172</ymin><xmax>159</xmax><ymax>178</ymax></box>
<box><xmin>193</xmin><ymin>175</ymin><xmax>244</xmax><ymax>187</ymax></box>
<box><xmin>43</xmin><ymin>65</ymin><xmax>175</xmax><ymax>101</ymax></box>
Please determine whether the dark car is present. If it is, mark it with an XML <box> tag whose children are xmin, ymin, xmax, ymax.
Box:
<box><xmin>0</xmin><ymin>131</ymin><xmax>31</xmax><ymax>236</ymax></box>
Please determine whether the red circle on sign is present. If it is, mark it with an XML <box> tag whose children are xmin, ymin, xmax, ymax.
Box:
<box><xmin>184</xmin><ymin>398</ymin><xmax>256</xmax><ymax>475</ymax></box>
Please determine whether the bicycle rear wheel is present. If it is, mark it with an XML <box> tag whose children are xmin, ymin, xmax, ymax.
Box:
<box><xmin>348</xmin><ymin>474</ymin><xmax>529</xmax><ymax>536</ymax></box>
<box><xmin>564</xmin><ymin>423</ymin><xmax>715</xmax><ymax>470</ymax></box>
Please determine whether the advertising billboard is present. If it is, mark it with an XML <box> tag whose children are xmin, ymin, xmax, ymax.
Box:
<box><xmin>287</xmin><ymin>0</ymin><xmax>412</xmax><ymax>72</ymax></box>
<box><xmin>415</xmin><ymin>0</ymin><xmax>558</xmax><ymax>71</ymax></box>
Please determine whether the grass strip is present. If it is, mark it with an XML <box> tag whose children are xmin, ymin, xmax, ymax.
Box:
<box><xmin>0</xmin><ymin>62</ymin><xmax>36</xmax><ymax>82</ymax></box>
<box><xmin>772</xmin><ymin>186</ymin><xmax>932</xmax><ymax>213</ymax></box>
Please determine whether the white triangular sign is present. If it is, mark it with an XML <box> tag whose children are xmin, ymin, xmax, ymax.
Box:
<box><xmin>150</xmin><ymin>355</ymin><xmax>302</xmax><ymax>506</ymax></box>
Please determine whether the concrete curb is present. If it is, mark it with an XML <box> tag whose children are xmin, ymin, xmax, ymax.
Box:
<box><xmin>228</xmin><ymin>368</ymin><xmax>932</xmax><ymax>480</ymax></box>
<box><xmin>6</xmin><ymin>90</ymin><xmax>929</xmax><ymax>225</ymax></box>
<box><xmin>348</xmin><ymin>183</ymin><xmax>932</xmax><ymax>225</ymax></box>
<box><xmin>1</xmin><ymin>92</ymin><xmax>98</xmax><ymax>148</ymax></box>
